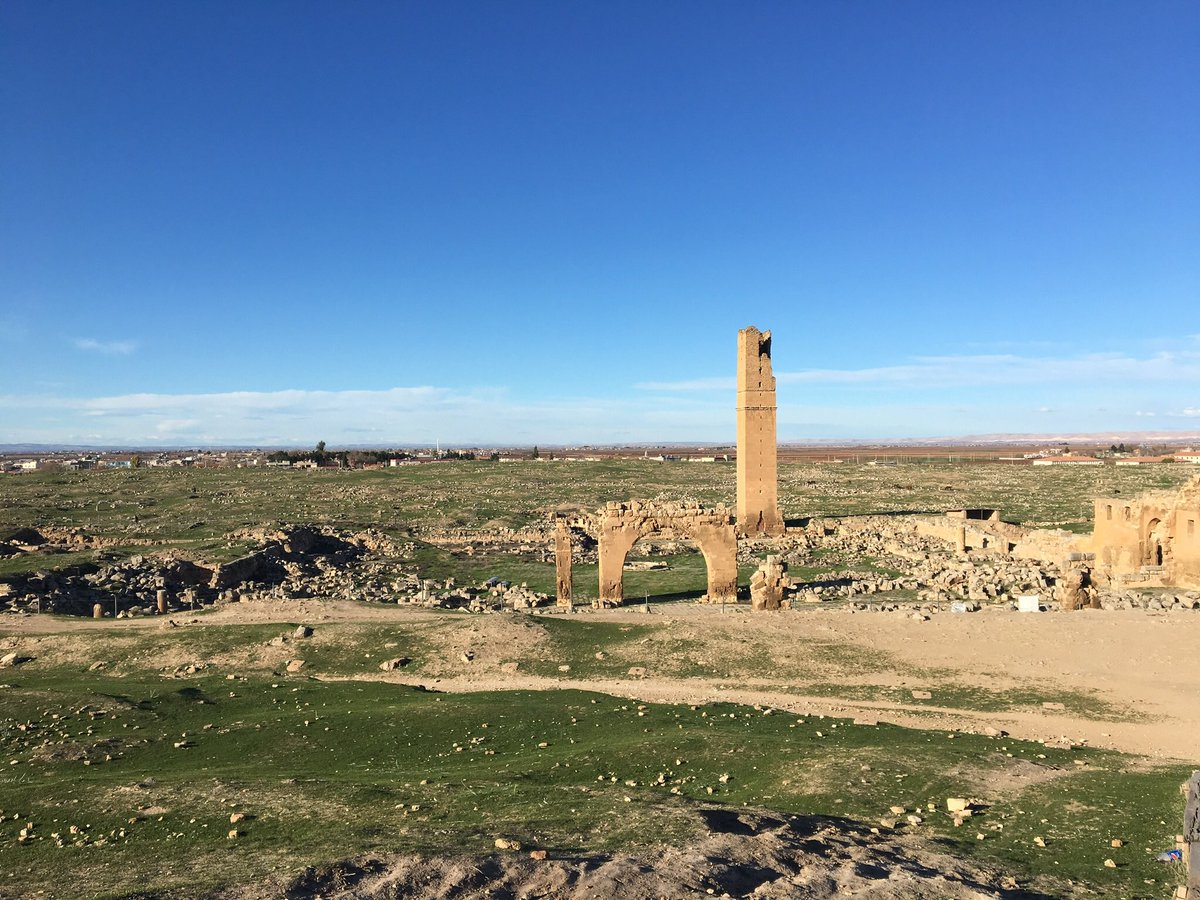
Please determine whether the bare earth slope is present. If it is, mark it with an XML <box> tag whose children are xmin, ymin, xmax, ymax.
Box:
<box><xmin>266</xmin><ymin>808</ymin><xmax>1041</xmax><ymax>900</ymax></box>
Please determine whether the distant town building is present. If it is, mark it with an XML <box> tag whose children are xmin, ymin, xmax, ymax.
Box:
<box><xmin>1115</xmin><ymin>456</ymin><xmax>1174</xmax><ymax>466</ymax></box>
<box><xmin>1031</xmin><ymin>456</ymin><xmax>1103</xmax><ymax>466</ymax></box>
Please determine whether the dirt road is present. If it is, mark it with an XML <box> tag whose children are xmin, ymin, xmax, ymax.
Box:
<box><xmin>4</xmin><ymin>600</ymin><xmax>1197</xmax><ymax>760</ymax></box>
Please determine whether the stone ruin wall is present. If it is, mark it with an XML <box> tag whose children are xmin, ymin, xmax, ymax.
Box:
<box><xmin>1090</xmin><ymin>475</ymin><xmax>1200</xmax><ymax>589</ymax></box>
<box><xmin>913</xmin><ymin>514</ymin><xmax>1087</xmax><ymax>565</ymax></box>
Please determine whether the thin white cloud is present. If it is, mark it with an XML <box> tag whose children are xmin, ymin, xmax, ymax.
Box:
<box><xmin>73</xmin><ymin>337</ymin><xmax>138</xmax><ymax>355</ymax></box>
<box><xmin>0</xmin><ymin>385</ymin><xmax>727</xmax><ymax>445</ymax></box>
<box><xmin>155</xmin><ymin>418</ymin><xmax>202</xmax><ymax>434</ymax></box>
<box><xmin>638</xmin><ymin>349</ymin><xmax>1200</xmax><ymax>391</ymax></box>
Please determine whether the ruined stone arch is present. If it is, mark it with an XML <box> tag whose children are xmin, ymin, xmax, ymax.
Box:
<box><xmin>591</xmin><ymin>500</ymin><xmax>738</xmax><ymax>607</ymax></box>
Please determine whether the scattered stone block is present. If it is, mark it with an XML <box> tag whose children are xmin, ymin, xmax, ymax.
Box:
<box><xmin>750</xmin><ymin>555</ymin><xmax>787</xmax><ymax>611</ymax></box>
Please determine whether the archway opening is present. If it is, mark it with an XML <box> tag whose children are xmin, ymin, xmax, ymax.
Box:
<box><xmin>621</xmin><ymin>534</ymin><xmax>710</xmax><ymax>604</ymax></box>
<box><xmin>1145</xmin><ymin>517</ymin><xmax>1163</xmax><ymax>566</ymax></box>
<box><xmin>594</xmin><ymin>503</ymin><xmax>739</xmax><ymax>607</ymax></box>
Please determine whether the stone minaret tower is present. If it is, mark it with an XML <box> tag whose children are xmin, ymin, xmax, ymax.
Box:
<box><xmin>736</xmin><ymin>326</ymin><xmax>783</xmax><ymax>535</ymax></box>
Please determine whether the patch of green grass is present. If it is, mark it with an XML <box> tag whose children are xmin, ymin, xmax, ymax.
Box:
<box><xmin>795</xmin><ymin>682</ymin><xmax>1145</xmax><ymax>721</ymax></box>
<box><xmin>0</xmin><ymin>668</ymin><xmax>1187</xmax><ymax>899</ymax></box>
<box><xmin>21</xmin><ymin>620</ymin><xmax>453</xmax><ymax>681</ymax></box>
<box><xmin>408</xmin><ymin>542</ymin><xmax>557</xmax><ymax>594</ymax></box>
<box><xmin>4</xmin><ymin>461</ymin><xmax>1194</xmax><ymax>559</ymax></box>
<box><xmin>402</xmin><ymin>543</ymin><xmax>745</xmax><ymax>603</ymax></box>
<box><xmin>0</xmin><ymin>552</ymin><xmax>101</xmax><ymax>579</ymax></box>
<box><xmin>510</xmin><ymin>617</ymin><xmax>732</xmax><ymax>681</ymax></box>
<box><xmin>963</xmin><ymin>767</ymin><xmax>1191</xmax><ymax>892</ymax></box>
<box><xmin>513</xmin><ymin>618</ymin><xmax>659</xmax><ymax>678</ymax></box>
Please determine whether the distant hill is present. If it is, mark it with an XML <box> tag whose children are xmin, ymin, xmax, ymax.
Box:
<box><xmin>3</xmin><ymin>431</ymin><xmax>1200</xmax><ymax>454</ymax></box>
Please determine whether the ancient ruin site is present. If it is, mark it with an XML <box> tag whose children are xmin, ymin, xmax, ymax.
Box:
<box><xmin>1</xmin><ymin>327</ymin><xmax>1197</xmax><ymax>900</ymax></box>
<box><xmin>5</xmin><ymin>4</ymin><xmax>1198</xmax><ymax>896</ymax></box>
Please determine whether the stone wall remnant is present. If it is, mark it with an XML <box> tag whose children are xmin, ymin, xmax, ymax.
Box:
<box><xmin>750</xmin><ymin>555</ymin><xmax>787</xmax><ymax>610</ymax></box>
<box><xmin>1091</xmin><ymin>474</ymin><xmax>1200</xmax><ymax>589</ymax></box>
<box><xmin>1057</xmin><ymin>564</ymin><xmax>1099</xmax><ymax>610</ymax></box>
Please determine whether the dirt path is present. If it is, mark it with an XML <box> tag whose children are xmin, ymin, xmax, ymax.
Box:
<box><xmin>5</xmin><ymin>600</ymin><xmax>1198</xmax><ymax>761</ymax></box>
<box><xmin>366</xmin><ymin>670</ymin><xmax>1188</xmax><ymax>760</ymax></box>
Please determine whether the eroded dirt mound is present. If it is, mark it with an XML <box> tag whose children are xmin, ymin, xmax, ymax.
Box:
<box><xmin>254</xmin><ymin>809</ymin><xmax>1043</xmax><ymax>900</ymax></box>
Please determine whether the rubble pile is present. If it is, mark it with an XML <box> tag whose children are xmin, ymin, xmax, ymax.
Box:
<box><xmin>1</xmin><ymin>522</ymin><xmax>557</xmax><ymax>617</ymax></box>
<box><xmin>393</xmin><ymin>575</ymin><xmax>552</xmax><ymax>612</ymax></box>
<box><xmin>745</xmin><ymin>516</ymin><xmax>1199</xmax><ymax>614</ymax></box>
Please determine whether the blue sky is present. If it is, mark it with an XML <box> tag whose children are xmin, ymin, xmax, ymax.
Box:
<box><xmin>2</xmin><ymin>1</ymin><xmax>1197</xmax><ymax>446</ymax></box>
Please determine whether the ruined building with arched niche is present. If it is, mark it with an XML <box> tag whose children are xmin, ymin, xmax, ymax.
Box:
<box><xmin>1090</xmin><ymin>475</ymin><xmax>1200</xmax><ymax>589</ymax></box>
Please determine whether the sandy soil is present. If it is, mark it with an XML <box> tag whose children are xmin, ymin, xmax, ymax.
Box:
<box><xmin>4</xmin><ymin>599</ymin><xmax>1198</xmax><ymax>761</ymax></box>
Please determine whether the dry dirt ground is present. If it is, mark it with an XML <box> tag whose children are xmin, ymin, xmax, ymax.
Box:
<box><xmin>390</xmin><ymin>605</ymin><xmax>1200</xmax><ymax>763</ymax></box>
<box><xmin>8</xmin><ymin>598</ymin><xmax>1198</xmax><ymax>762</ymax></box>
<box><xmin>261</xmin><ymin>808</ymin><xmax>1042</xmax><ymax>900</ymax></box>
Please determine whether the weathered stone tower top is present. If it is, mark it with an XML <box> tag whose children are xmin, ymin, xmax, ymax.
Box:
<box><xmin>736</xmin><ymin>326</ymin><xmax>784</xmax><ymax>535</ymax></box>
<box><xmin>737</xmin><ymin>327</ymin><xmax>775</xmax><ymax>395</ymax></box>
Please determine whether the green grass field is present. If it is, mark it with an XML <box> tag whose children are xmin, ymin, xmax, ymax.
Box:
<box><xmin>0</xmin><ymin>662</ymin><xmax>1189</xmax><ymax>898</ymax></box>
<box><xmin>2</xmin><ymin>459</ymin><xmax>1192</xmax><ymax>546</ymax></box>
<box><xmin>0</xmin><ymin>617</ymin><xmax>1189</xmax><ymax>897</ymax></box>
<box><xmin>1</xmin><ymin>461</ymin><xmax>1195</xmax><ymax>897</ymax></box>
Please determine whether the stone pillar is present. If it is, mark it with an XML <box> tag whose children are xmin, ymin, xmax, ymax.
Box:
<box><xmin>736</xmin><ymin>326</ymin><xmax>784</xmax><ymax>535</ymax></box>
<box><xmin>750</xmin><ymin>555</ymin><xmax>786</xmax><ymax>610</ymax></box>
<box><xmin>956</xmin><ymin>526</ymin><xmax>967</xmax><ymax>554</ymax></box>
<box><xmin>93</xmin><ymin>603</ymin><xmax>103</xmax><ymax>619</ymax></box>
<box><xmin>554</xmin><ymin>519</ymin><xmax>573</xmax><ymax>608</ymax></box>
<box><xmin>156</xmin><ymin>589</ymin><xmax>167</xmax><ymax>614</ymax></box>
<box><xmin>695</xmin><ymin>523</ymin><xmax>739</xmax><ymax>604</ymax></box>
<box><xmin>597</xmin><ymin>530</ymin><xmax>626</xmax><ymax>608</ymax></box>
